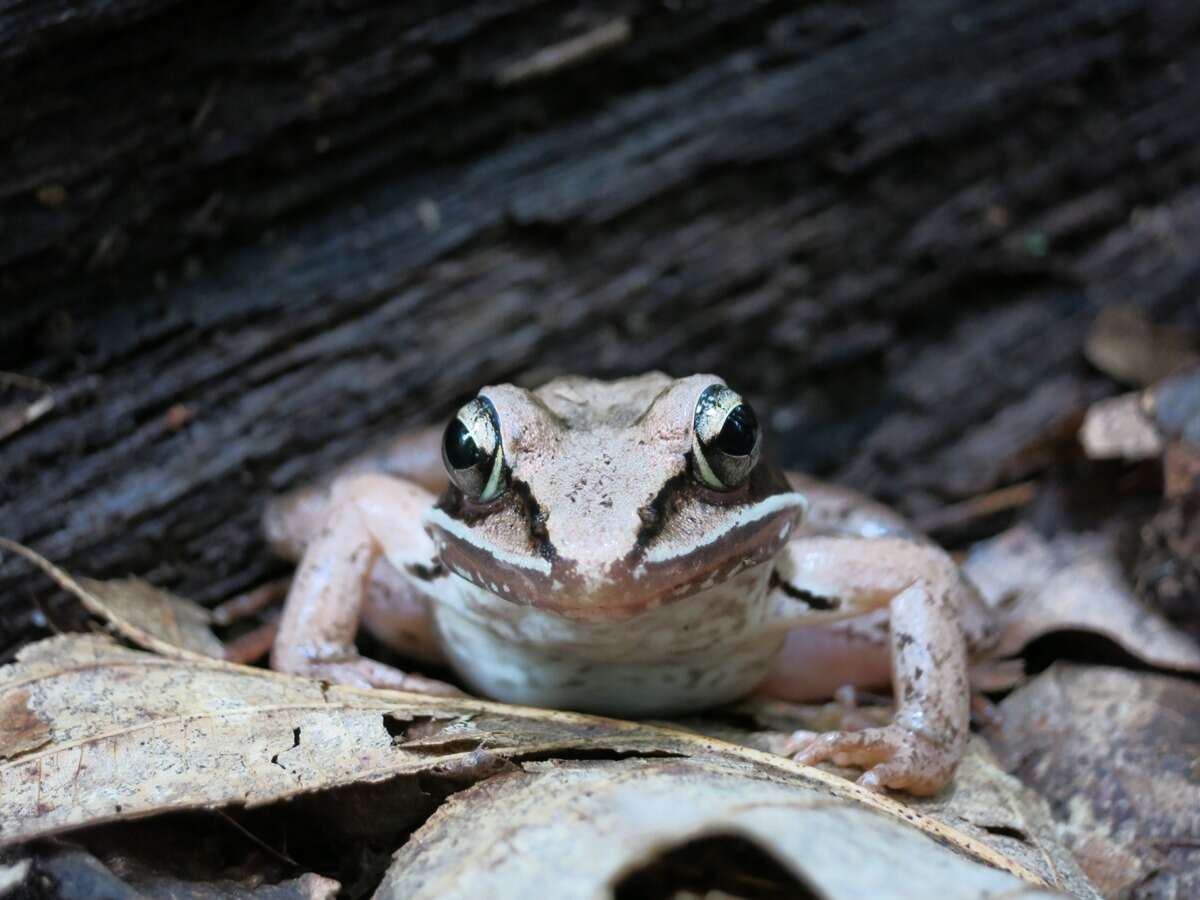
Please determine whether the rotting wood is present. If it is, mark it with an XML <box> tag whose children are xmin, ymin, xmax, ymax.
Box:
<box><xmin>2</xmin><ymin>1</ymin><xmax>1200</xmax><ymax>652</ymax></box>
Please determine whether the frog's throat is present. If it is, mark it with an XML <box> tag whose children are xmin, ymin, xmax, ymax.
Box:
<box><xmin>423</xmin><ymin>491</ymin><xmax>806</xmax><ymax>622</ymax></box>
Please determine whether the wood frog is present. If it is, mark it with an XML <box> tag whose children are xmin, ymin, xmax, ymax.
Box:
<box><xmin>267</xmin><ymin>373</ymin><xmax>993</xmax><ymax>795</ymax></box>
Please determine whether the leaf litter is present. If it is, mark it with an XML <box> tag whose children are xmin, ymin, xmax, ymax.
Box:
<box><xmin>963</xmin><ymin>525</ymin><xmax>1200</xmax><ymax>674</ymax></box>
<box><xmin>2</xmin><ymin>516</ymin><xmax>1179</xmax><ymax>899</ymax></box>
<box><xmin>988</xmin><ymin>665</ymin><xmax>1200</xmax><ymax>900</ymax></box>
<box><xmin>0</xmin><ymin>533</ymin><xmax>1097</xmax><ymax>898</ymax></box>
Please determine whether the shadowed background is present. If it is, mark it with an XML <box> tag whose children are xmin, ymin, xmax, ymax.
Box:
<box><xmin>2</xmin><ymin>0</ymin><xmax>1199</xmax><ymax>655</ymax></box>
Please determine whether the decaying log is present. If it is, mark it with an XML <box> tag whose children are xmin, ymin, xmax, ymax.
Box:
<box><xmin>2</xmin><ymin>1</ymin><xmax>1200</xmax><ymax>653</ymax></box>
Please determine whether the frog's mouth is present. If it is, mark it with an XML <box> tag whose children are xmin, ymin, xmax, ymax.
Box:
<box><xmin>423</xmin><ymin>492</ymin><xmax>806</xmax><ymax>623</ymax></box>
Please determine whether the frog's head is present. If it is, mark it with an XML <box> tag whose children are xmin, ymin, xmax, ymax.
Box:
<box><xmin>423</xmin><ymin>373</ymin><xmax>806</xmax><ymax>622</ymax></box>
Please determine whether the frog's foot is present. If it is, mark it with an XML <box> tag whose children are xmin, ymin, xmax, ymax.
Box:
<box><xmin>789</xmin><ymin>724</ymin><xmax>956</xmax><ymax>796</ymax></box>
<box><xmin>280</xmin><ymin>654</ymin><xmax>464</xmax><ymax>698</ymax></box>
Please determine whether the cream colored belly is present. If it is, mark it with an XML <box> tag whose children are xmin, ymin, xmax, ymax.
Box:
<box><xmin>428</xmin><ymin>563</ymin><xmax>785</xmax><ymax>716</ymax></box>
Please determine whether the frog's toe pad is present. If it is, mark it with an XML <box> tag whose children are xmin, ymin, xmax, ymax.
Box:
<box><xmin>790</xmin><ymin>724</ymin><xmax>953</xmax><ymax>796</ymax></box>
<box><xmin>284</xmin><ymin>656</ymin><xmax>465</xmax><ymax>698</ymax></box>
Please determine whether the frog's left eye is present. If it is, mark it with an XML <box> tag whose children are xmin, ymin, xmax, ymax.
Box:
<box><xmin>691</xmin><ymin>384</ymin><xmax>761</xmax><ymax>490</ymax></box>
<box><xmin>442</xmin><ymin>396</ymin><xmax>508</xmax><ymax>502</ymax></box>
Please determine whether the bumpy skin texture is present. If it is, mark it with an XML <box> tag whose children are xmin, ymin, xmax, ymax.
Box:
<box><xmin>267</xmin><ymin>374</ymin><xmax>985</xmax><ymax>795</ymax></box>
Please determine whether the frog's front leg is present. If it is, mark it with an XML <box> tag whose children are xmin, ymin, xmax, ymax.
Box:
<box><xmin>271</xmin><ymin>474</ymin><xmax>459</xmax><ymax>696</ymax></box>
<box><xmin>764</xmin><ymin>536</ymin><xmax>970</xmax><ymax>796</ymax></box>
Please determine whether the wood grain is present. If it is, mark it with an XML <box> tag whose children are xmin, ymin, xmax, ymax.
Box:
<box><xmin>2</xmin><ymin>1</ymin><xmax>1199</xmax><ymax>654</ymax></box>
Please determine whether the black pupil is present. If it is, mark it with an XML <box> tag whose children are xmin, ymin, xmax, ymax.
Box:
<box><xmin>444</xmin><ymin>418</ymin><xmax>481</xmax><ymax>470</ymax></box>
<box><xmin>716</xmin><ymin>404</ymin><xmax>757</xmax><ymax>456</ymax></box>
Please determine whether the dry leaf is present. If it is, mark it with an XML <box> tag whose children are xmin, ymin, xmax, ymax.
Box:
<box><xmin>1084</xmin><ymin>306</ymin><xmax>1197</xmax><ymax>388</ymax></box>
<box><xmin>0</xmin><ymin>688</ymin><xmax>52</xmax><ymax>759</ymax></box>
<box><xmin>988</xmin><ymin>665</ymin><xmax>1200</xmax><ymax>899</ymax></box>
<box><xmin>1078</xmin><ymin>392</ymin><xmax>1162</xmax><ymax>460</ymax></box>
<box><xmin>0</xmin><ymin>538</ymin><xmax>224</xmax><ymax>660</ymax></box>
<box><xmin>681</xmin><ymin>698</ymin><xmax>1100</xmax><ymax>898</ymax></box>
<box><xmin>377</xmin><ymin>758</ymin><xmax>1066</xmax><ymax>900</ymax></box>
<box><xmin>963</xmin><ymin>526</ymin><xmax>1200</xmax><ymax>673</ymax></box>
<box><xmin>912</xmin><ymin>743</ymin><xmax>1100</xmax><ymax>900</ymax></box>
<box><xmin>0</xmin><ymin>634</ymin><xmax>1055</xmax><ymax>895</ymax></box>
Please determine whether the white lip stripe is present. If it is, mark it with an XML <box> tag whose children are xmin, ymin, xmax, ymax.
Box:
<box><xmin>643</xmin><ymin>492</ymin><xmax>808</xmax><ymax>563</ymax></box>
<box><xmin>423</xmin><ymin>507</ymin><xmax>554</xmax><ymax>575</ymax></box>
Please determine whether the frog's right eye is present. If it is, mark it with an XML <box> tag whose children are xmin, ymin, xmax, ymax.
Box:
<box><xmin>442</xmin><ymin>396</ymin><xmax>508</xmax><ymax>502</ymax></box>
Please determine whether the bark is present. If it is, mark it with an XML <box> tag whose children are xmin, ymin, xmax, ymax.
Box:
<box><xmin>2</xmin><ymin>0</ymin><xmax>1200</xmax><ymax>651</ymax></box>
